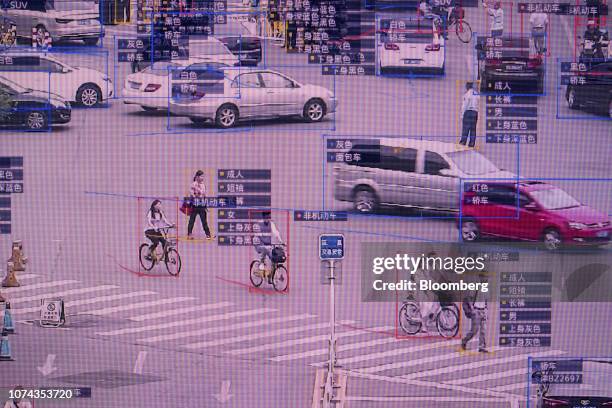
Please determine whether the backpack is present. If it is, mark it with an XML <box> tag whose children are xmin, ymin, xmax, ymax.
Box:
<box><xmin>271</xmin><ymin>246</ymin><xmax>286</xmax><ymax>264</ymax></box>
<box><xmin>462</xmin><ymin>299</ymin><xmax>474</xmax><ymax>319</ymax></box>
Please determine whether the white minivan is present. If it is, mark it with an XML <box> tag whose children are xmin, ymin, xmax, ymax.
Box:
<box><xmin>334</xmin><ymin>138</ymin><xmax>515</xmax><ymax>213</ymax></box>
<box><xmin>2</xmin><ymin>0</ymin><xmax>104</xmax><ymax>46</ymax></box>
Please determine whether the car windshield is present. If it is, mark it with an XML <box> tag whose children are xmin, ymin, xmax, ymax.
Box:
<box><xmin>0</xmin><ymin>75</ymin><xmax>28</xmax><ymax>93</ymax></box>
<box><xmin>191</xmin><ymin>42</ymin><xmax>233</xmax><ymax>56</ymax></box>
<box><xmin>144</xmin><ymin>62</ymin><xmax>181</xmax><ymax>76</ymax></box>
<box><xmin>446</xmin><ymin>150</ymin><xmax>500</xmax><ymax>175</ymax></box>
<box><xmin>530</xmin><ymin>188</ymin><xmax>581</xmax><ymax>210</ymax></box>
<box><xmin>49</xmin><ymin>0</ymin><xmax>98</xmax><ymax>12</ymax></box>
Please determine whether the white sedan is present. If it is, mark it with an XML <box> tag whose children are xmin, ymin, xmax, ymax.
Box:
<box><xmin>0</xmin><ymin>53</ymin><xmax>112</xmax><ymax>107</ymax></box>
<box><xmin>169</xmin><ymin>68</ymin><xmax>337</xmax><ymax>128</ymax></box>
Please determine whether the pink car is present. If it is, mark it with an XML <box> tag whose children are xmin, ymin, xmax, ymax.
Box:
<box><xmin>460</xmin><ymin>181</ymin><xmax>612</xmax><ymax>250</ymax></box>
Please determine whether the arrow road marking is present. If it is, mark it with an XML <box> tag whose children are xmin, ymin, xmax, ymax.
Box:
<box><xmin>37</xmin><ymin>354</ymin><xmax>57</xmax><ymax>376</ymax></box>
<box><xmin>213</xmin><ymin>380</ymin><xmax>232</xmax><ymax>403</ymax></box>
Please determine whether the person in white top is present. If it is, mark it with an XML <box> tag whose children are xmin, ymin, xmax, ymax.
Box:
<box><xmin>461</xmin><ymin>274</ymin><xmax>489</xmax><ymax>353</ymax></box>
<box><xmin>529</xmin><ymin>12</ymin><xmax>548</xmax><ymax>54</ymax></box>
<box><xmin>187</xmin><ymin>170</ymin><xmax>214</xmax><ymax>240</ymax></box>
<box><xmin>254</xmin><ymin>212</ymin><xmax>285</xmax><ymax>280</ymax></box>
<box><xmin>484</xmin><ymin>0</ymin><xmax>504</xmax><ymax>37</ymax></box>
<box><xmin>460</xmin><ymin>82</ymin><xmax>480</xmax><ymax>147</ymax></box>
<box><xmin>144</xmin><ymin>199</ymin><xmax>173</xmax><ymax>259</ymax></box>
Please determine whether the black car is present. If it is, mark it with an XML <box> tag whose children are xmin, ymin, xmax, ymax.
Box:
<box><xmin>219</xmin><ymin>36</ymin><xmax>262</xmax><ymax>66</ymax></box>
<box><xmin>0</xmin><ymin>76</ymin><xmax>71</xmax><ymax>131</ymax></box>
<box><xmin>477</xmin><ymin>36</ymin><xmax>544</xmax><ymax>94</ymax></box>
<box><xmin>566</xmin><ymin>61</ymin><xmax>612</xmax><ymax>118</ymax></box>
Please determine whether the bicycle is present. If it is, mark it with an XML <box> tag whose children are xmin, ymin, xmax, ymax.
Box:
<box><xmin>398</xmin><ymin>299</ymin><xmax>459</xmax><ymax>338</ymax></box>
<box><xmin>442</xmin><ymin>6</ymin><xmax>473</xmax><ymax>43</ymax></box>
<box><xmin>249</xmin><ymin>244</ymin><xmax>288</xmax><ymax>292</ymax></box>
<box><xmin>139</xmin><ymin>226</ymin><xmax>182</xmax><ymax>276</ymax></box>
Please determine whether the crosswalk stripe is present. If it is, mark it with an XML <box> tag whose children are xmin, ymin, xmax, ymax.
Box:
<box><xmin>491</xmin><ymin>382</ymin><xmax>532</xmax><ymax>393</ymax></box>
<box><xmin>137</xmin><ymin>308</ymin><xmax>276</xmax><ymax>343</ymax></box>
<box><xmin>274</xmin><ymin>336</ymin><xmax>406</xmax><ymax>363</ymax></box>
<box><xmin>402</xmin><ymin>350</ymin><xmax>565</xmax><ymax>380</ymax></box>
<box><xmin>10</xmin><ymin>285</ymin><xmax>118</xmax><ymax>304</ymax></box>
<box><xmin>15</xmin><ymin>273</ymin><xmax>39</xmax><ymax>281</ymax></box>
<box><xmin>2</xmin><ymin>280</ymin><xmax>78</xmax><ymax>294</ymax></box>
<box><xmin>227</xmin><ymin>326</ymin><xmax>395</xmax><ymax>356</ymax></box>
<box><xmin>356</xmin><ymin>347</ymin><xmax>465</xmax><ymax>374</ymax></box>
<box><xmin>128</xmin><ymin>302</ymin><xmax>232</xmax><ymax>322</ymax></box>
<box><xmin>306</xmin><ymin>338</ymin><xmax>457</xmax><ymax>366</ymax></box>
<box><xmin>12</xmin><ymin>291</ymin><xmax>157</xmax><ymax>315</ymax></box>
<box><xmin>87</xmin><ymin>297</ymin><xmax>195</xmax><ymax>316</ymax></box>
<box><xmin>446</xmin><ymin>367</ymin><xmax>527</xmax><ymax>385</ymax></box>
<box><xmin>184</xmin><ymin>320</ymin><xmax>354</xmax><ymax>350</ymax></box>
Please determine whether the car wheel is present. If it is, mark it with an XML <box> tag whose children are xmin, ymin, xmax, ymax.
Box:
<box><xmin>353</xmin><ymin>187</ymin><xmax>377</xmax><ymax>213</ymax></box>
<box><xmin>215</xmin><ymin>104</ymin><xmax>238</xmax><ymax>128</ymax></box>
<box><xmin>303</xmin><ymin>99</ymin><xmax>326</xmax><ymax>122</ymax></box>
<box><xmin>189</xmin><ymin>117</ymin><xmax>207</xmax><ymax>126</ymax></box>
<box><xmin>83</xmin><ymin>38</ymin><xmax>99</xmax><ymax>46</ymax></box>
<box><xmin>76</xmin><ymin>84</ymin><xmax>101</xmax><ymax>107</ymax></box>
<box><xmin>25</xmin><ymin>111</ymin><xmax>48</xmax><ymax>131</ymax></box>
<box><xmin>542</xmin><ymin>228</ymin><xmax>562</xmax><ymax>251</ymax></box>
<box><xmin>33</xmin><ymin>25</ymin><xmax>48</xmax><ymax>47</ymax></box>
<box><xmin>461</xmin><ymin>220</ymin><xmax>480</xmax><ymax>242</ymax></box>
<box><xmin>608</xmin><ymin>98</ymin><xmax>612</xmax><ymax>119</ymax></box>
<box><xmin>567</xmin><ymin>87</ymin><xmax>578</xmax><ymax>109</ymax></box>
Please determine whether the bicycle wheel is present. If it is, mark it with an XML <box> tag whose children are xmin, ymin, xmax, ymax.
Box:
<box><xmin>272</xmin><ymin>265</ymin><xmax>289</xmax><ymax>292</ymax></box>
<box><xmin>249</xmin><ymin>260</ymin><xmax>264</xmax><ymax>287</ymax></box>
<box><xmin>165</xmin><ymin>248</ymin><xmax>182</xmax><ymax>276</ymax></box>
<box><xmin>436</xmin><ymin>306</ymin><xmax>459</xmax><ymax>338</ymax></box>
<box><xmin>398</xmin><ymin>302</ymin><xmax>422</xmax><ymax>335</ymax></box>
<box><xmin>139</xmin><ymin>243</ymin><xmax>155</xmax><ymax>271</ymax></box>
<box><xmin>455</xmin><ymin>20</ymin><xmax>472</xmax><ymax>43</ymax></box>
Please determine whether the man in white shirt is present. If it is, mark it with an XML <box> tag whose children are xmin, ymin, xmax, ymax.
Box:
<box><xmin>461</xmin><ymin>274</ymin><xmax>489</xmax><ymax>353</ymax></box>
<box><xmin>529</xmin><ymin>11</ymin><xmax>548</xmax><ymax>54</ymax></box>
<box><xmin>484</xmin><ymin>0</ymin><xmax>504</xmax><ymax>37</ymax></box>
<box><xmin>460</xmin><ymin>82</ymin><xmax>480</xmax><ymax>147</ymax></box>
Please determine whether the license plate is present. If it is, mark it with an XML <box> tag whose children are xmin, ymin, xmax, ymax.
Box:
<box><xmin>506</xmin><ymin>64</ymin><xmax>523</xmax><ymax>71</ymax></box>
<box><xmin>78</xmin><ymin>19</ymin><xmax>90</xmax><ymax>25</ymax></box>
<box><xmin>596</xmin><ymin>231</ymin><xmax>609</xmax><ymax>238</ymax></box>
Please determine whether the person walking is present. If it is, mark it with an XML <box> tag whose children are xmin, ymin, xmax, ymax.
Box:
<box><xmin>461</xmin><ymin>276</ymin><xmax>489</xmax><ymax>353</ymax></box>
<box><xmin>187</xmin><ymin>170</ymin><xmax>214</xmax><ymax>240</ymax></box>
<box><xmin>460</xmin><ymin>82</ymin><xmax>480</xmax><ymax>148</ymax></box>
<box><xmin>529</xmin><ymin>11</ymin><xmax>548</xmax><ymax>54</ymax></box>
<box><xmin>484</xmin><ymin>0</ymin><xmax>504</xmax><ymax>37</ymax></box>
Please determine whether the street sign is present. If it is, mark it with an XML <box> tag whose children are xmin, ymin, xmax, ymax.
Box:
<box><xmin>319</xmin><ymin>234</ymin><xmax>345</xmax><ymax>260</ymax></box>
<box><xmin>40</xmin><ymin>298</ymin><xmax>66</xmax><ymax>328</ymax></box>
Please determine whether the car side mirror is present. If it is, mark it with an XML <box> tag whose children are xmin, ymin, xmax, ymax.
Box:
<box><xmin>62</xmin><ymin>67</ymin><xmax>71</xmax><ymax>73</ymax></box>
<box><xmin>524</xmin><ymin>202</ymin><xmax>539</xmax><ymax>211</ymax></box>
<box><xmin>439</xmin><ymin>168</ymin><xmax>458</xmax><ymax>178</ymax></box>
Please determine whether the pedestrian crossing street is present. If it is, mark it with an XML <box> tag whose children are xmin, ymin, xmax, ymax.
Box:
<box><xmin>3</xmin><ymin>273</ymin><xmax>564</xmax><ymax>399</ymax></box>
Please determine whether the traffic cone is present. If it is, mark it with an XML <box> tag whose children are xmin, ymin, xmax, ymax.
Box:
<box><xmin>0</xmin><ymin>328</ymin><xmax>12</xmax><ymax>361</ymax></box>
<box><xmin>3</xmin><ymin>302</ymin><xmax>14</xmax><ymax>334</ymax></box>
<box><xmin>1</xmin><ymin>262</ymin><xmax>19</xmax><ymax>288</ymax></box>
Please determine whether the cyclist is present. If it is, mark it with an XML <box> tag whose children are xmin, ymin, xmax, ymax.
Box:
<box><xmin>254</xmin><ymin>212</ymin><xmax>285</xmax><ymax>281</ymax></box>
<box><xmin>144</xmin><ymin>199</ymin><xmax>173</xmax><ymax>260</ymax></box>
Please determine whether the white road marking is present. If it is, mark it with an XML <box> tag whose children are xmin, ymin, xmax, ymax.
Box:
<box><xmin>128</xmin><ymin>302</ymin><xmax>232</xmax><ymax>321</ymax></box>
<box><xmin>184</xmin><ymin>320</ymin><xmax>354</xmax><ymax>350</ymax></box>
<box><xmin>87</xmin><ymin>297</ymin><xmax>194</xmax><ymax>316</ymax></box>
<box><xmin>402</xmin><ymin>350</ymin><xmax>565</xmax><ymax>380</ymax></box>
<box><xmin>10</xmin><ymin>285</ymin><xmax>118</xmax><ymax>304</ymax></box>
<box><xmin>446</xmin><ymin>366</ymin><xmax>527</xmax><ymax>385</ymax></box>
<box><xmin>226</xmin><ymin>326</ymin><xmax>394</xmax><ymax>356</ymax></box>
<box><xmin>346</xmin><ymin>396</ymin><xmax>508</xmax><ymax>403</ymax></box>
<box><xmin>2</xmin><ymin>280</ymin><xmax>78</xmax><ymax>294</ymax></box>
<box><xmin>97</xmin><ymin>308</ymin><xmax>276</xmax><ymax>336</ymax></box>
<box><xmin>357</xmin><ymin>348</ymin><xmax>465</xmax><ymax>374</ymax></box>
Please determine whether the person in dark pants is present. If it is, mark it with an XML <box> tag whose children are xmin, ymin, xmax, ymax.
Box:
<box><xmin>187</xmin><ymin>170</ymin><xmax>214</xmax><ymax>240</ymax></box>
<box><xmin>461</xmin><ymin>274</ymin><xmax>489</xmax><ymax>353</ymax></box>
<box><xmin>144</xmin><ymin>199</ymin><xmax>172</xmax><ymax>259</ymax></box>
<box><xmin>460</xmin><ymin>82</ymin><xmax>480</xmax><ymax>147</ymax></box>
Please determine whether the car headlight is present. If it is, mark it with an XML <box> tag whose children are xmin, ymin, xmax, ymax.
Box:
<box><xmin>568</xmin><ymin>222</ymin><xmax>587</xmax><ymax>230</ymax></box>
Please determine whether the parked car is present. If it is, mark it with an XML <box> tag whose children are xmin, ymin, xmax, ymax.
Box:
<box><xmin>333</xmin><ymin>138</ymin><xmax>514</xmax><ymax>213</ymax></box>
<box><xmin>169</xmin><ymin>68</ymin><xmax>337</xmax><ymax>128</ymax></box>
<box><xmin>188</xmin><ymin>38</ymin><xmax>240</xmax><ymax>67</ymax></box>
<box><xmin>534</xmin><ymin>360</ymin><xmax>612</xmax><ymax>407</ymax></box>
<box><xmin>0</xmin><ymin>75</ymin><xmax>71</xmax><ymax>130</ymax></box>
<box><xmin>219</xmin><ymin>36</ymin><xmax>262</xmax><ymax>66</ymax></box>
<box><xmin>460</xmin><ymin>181</ymin><xmax>612</xmax><ymax>250</ymax></box>
<box><xmin>0</xmin><ymin>52</ymin><xmax>112</xmax><ymax>107</ymax></box>
<box><xmin>566</xmin><ymin>60</ymin><xmax>612</xmax><ymax>118</ymax></box>
<box><xmin>477</xmin><ymin>36</ymin><xmax>544</xmax><ymax>93</ymax></box>
<box><xmin>378</xmin><ymin>18</ymin><xmax>445</xmax><ymax>75</ymax></box>
<box><xmin>2</xmin><ymin>0</ymin><xmax>104</xmax><ymax>46</ymax></box>
<box><xmin>123</xmin><ymin>60</ymin><xmax>229</xmax><ymax>111</ymax></box>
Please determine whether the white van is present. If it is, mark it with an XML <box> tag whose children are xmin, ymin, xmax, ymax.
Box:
<box><xmin>2</xmin><ymin>0</ymin><xmax>104</xmax><ymax>46</ymax></box>
<box><xmin>333</xmin><ymin>138</ymin><xmax>514</xmax><ymax>213</ymax></box>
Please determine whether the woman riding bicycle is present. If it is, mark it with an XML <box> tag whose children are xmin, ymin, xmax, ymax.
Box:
<box><xmin>144</xmin><ymin>199</ymin><xmax>173</xmax><ymax>259</ymax></box>
<box><xmin>254</xmin><ymin>212</ymin><xmax>285</xmax><ymax>278</ymax></box>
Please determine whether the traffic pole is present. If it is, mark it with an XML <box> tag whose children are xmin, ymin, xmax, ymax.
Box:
<box><xmin>323</xmin><ymin>260</ymin><xmax>336</xmax><ymax>408</ymax></box>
